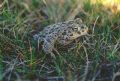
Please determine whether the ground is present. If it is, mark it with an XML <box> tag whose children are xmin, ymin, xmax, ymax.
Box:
<box><xmin>0</xmin><ymin>0</ymin><xmax>120</xmax><ymax>81</ymax></box>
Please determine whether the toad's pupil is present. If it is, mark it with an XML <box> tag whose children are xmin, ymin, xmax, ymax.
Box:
<box><xmin>74</xmin><ymin>27</ymin><xmax>78</xmax><ymax>31</ymax></box>
<box><xmin>74</xmin><ymin>27</ymin><xmax>78</xmax><ymax>29</ymax></box>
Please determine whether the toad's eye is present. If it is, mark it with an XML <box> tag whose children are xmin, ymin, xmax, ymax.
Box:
<box><xmin>73</xmin><ymin>27</ymin><xmax>78</xmax><ymax>31</ymax></box>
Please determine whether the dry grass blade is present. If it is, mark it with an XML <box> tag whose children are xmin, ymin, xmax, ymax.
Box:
<box><xmin>112</xmin><ymin>72</ymin><xmax>120</xmax><ymax>81</ymax></box>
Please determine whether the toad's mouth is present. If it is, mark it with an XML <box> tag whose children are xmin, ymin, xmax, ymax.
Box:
<box><xmin>70</xmin><ymin>32</ymin><xmax>87</xmax><ymax>39</ymax></box>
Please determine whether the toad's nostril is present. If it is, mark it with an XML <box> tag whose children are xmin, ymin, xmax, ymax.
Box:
<box><xmin>77</xmin><ymin>31</ymin><xmax>81</xmax><ymax>34</ymax></box>
<box><xmin>82</xmin><ymin>30</ymin><xmax>84</xmax><ymax>32</ymax></box>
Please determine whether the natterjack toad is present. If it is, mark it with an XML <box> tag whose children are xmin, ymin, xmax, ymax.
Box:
<box><xmin>33</xmin><ymin>18</ymin><xmax>88</xmax><ymax>56</ymax></box>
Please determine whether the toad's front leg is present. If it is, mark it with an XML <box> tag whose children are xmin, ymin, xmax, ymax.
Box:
<box><xmin>43</xmin><ymin>42</ymin><xmax>56</xmax><ymax>58</ymax></box>
<box><xmin>42</xmin><ymin>36</ymin><xmax>58</xmax><ymax>58</ymax></box>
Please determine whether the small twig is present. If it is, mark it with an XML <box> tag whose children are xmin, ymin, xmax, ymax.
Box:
<box><xmin>92</xmin><ymin>16</ymin><xmax>99</xmax><ymax>34</ymax></box>
<box><xmin>66</xmin><ymin>0</ymin><xmax>87</xmax><ymax>20</ymax></box>
<box><xmin>14</xmin><ymin>72</ymin><xmax>22</xmax><ymax>81</ymax></box>
<box><xmin>77</xmin><ymin>46</ymin><xmax>89</xmax><ymax>81</ymax></box>
<box><xmin>91</xmin><ymin>70</ymin><xmax>101</xmax><ymax>81</ymax></box>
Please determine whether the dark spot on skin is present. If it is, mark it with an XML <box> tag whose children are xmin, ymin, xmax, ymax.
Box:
<box><xmin>62</xmin><ymin>32</ymin><xmax>66</xmax><ymax>35</ymax></box>
<box><xmin>72</xmin><ymin>28</ymin><xmax>74</xmax><ymax>31</ymax></box>
<box><xmin>47</xmin><ymin>35</ymin><xmax>51</xmax><ymax>37</ymax></box>
<box><xmin>68</xmin><ymin>31</ymin><xmax>71</xmax><ymax>33</ymax></box>
<box><xmin>57</xmin><ymin>30</ymin><xmax>60</xmax><ymax>33</ymax></box>
<box><xmin>65</xmin><ymin>37</ymin><xmax>70</xmax><ymax>41</ymax></box>
<box><xmin>42</xmin><ymin>35</ymin><xmax>45</xmax><ymax>38</ymax></box>
<box><xmin>64</xmin><ymin>30</ymin><xmax>66</xmax><ymax>32</ymax></box>
<box><xmin>49</xmin><ymin>32</ymin><xmax>52</xmax><ymax>34</ymax></box>
<box><xmin>53</xmin><ymin>25</ymin><xmax>56</xmax><ymax>27</ymax></box>
<box><xmin>46</xmin><ymin>38</ymin><xmax>52</xmax><ymax>43</ymax></box>
<box><xmin>62</xmin><ymin>22</ymin><xmax>66</xmax><ymax>24</ymax></box>
<box><xmin>70</xmin><ymin>33</ymin><xmax>73</xmax><ymax>36</ymax></box>
<box><xmin>54</xmin><ymin>34</ymin><xmax>57</xmax><ymax>37</ymax></box>
<box><xmin>81</xmin><ymin>26</ymin><xmax>84</xmax><ymax>29</ymax></box>
<box><xmin>54</xmin><ymin>28</ymin><xmax>58</xmax><ymax>30</ymax></box>
<box><xmin>51</xmin><ymin>29</ymin><xmax>55</xmax><ymax>32</ymax></box>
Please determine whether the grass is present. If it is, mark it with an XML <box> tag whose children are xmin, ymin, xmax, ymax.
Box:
<box><xmin>0</xmin><ymin>0</ymin><xmax>120</xmax><ymax>81</ymax></box>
